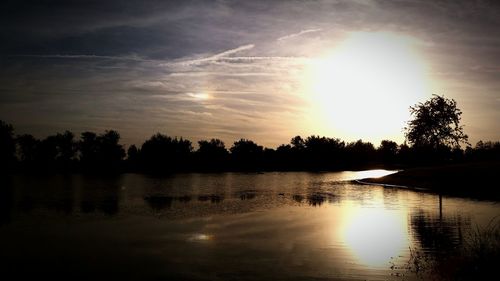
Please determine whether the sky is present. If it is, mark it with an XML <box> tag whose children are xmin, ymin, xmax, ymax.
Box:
<box><xmin>1</xmin><ymin>0</ymin><xmax>499</xmax><ymax>148</ymax></box>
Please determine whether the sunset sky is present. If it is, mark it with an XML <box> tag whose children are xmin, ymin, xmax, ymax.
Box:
<box><xmin>1</xmin><ymin>0</ymin><xmax>499</xmax><ymax>148</ymax></box>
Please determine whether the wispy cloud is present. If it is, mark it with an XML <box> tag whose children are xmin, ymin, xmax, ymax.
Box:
<box><xmin>470</xmin><ymin>65</ymin><xmax>500</xmax><ymax>73</ymax></box>
<box><xmin>212</xmin><ymin>56</ymin><xmax>310</xmax><ymax>63</ymax></box>
<box><xmin>168</xmin><ymin>71</ymin><xmax>277</xmax><ymax>77</ymax></box>
<box><xmin>277</xmin><ymin>28</ymin><xmax>322</xmax><ymax>41</ymax></box>
<box><xmin>211</xmin><ymin>44</ymin><xmax>255</xmax><ymax>58</ymax></box>
<box><xmin>172</xmin><ymin>44</ymin><xmax>255</xmax><ymax>66</ymax></box>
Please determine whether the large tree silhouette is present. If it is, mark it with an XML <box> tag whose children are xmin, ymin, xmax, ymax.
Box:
<box><xmin>345</xmin><ymin>139</ymin><xmax>375</xmax><ymax>166</ymax></box>
<box><xmin>378</xmin><ymin>140</ymin><xmax>399</xmax><ymax>163</ymax></box>
<box><xmin>230</xmin><ymin>139</ymin><xmax>263</xmax><ymax>170</ymax></box>
<box><xmin>140</xmin><ymin>133</ymin><xmax>192</xmax><ymax>172</ymax></box>
<box><xmin>16</xmin><ymin>134</ymin><xmax>39</xmax><ymax>166</ymax></box>
<box><xmin>79</xmin><ymin>130</ymin><xmax>125</xmax><ymax>171</ymax></box>
<box><xmin>304</xmin><ymin>135</ymin><xmax>345</xmax><ymax>169</ymax></box>
<box><xmin>404</xmin><ymin>95</ymin><xmax>468</xmax><ymax>149</ymax></box>
<box><xmin>196</xmin><ymin>139</ymin><xmax>228</xmax><ymax>170</ymax></box>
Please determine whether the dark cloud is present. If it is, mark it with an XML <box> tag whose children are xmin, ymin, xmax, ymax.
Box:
<box><xmin>2</xmin><ymin>1</ymin><xmax>232</xmax><ymax>58</ymax></box>
<box><xmin>2</xmin><ymin>0</ymin><xmax>188</xmax><ymax>34</ymax></box>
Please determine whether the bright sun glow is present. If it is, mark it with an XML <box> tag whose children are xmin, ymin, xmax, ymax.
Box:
<box><xmin>306</xmin><ymin>32</ymin><xmax>430</xmax><ymax>143</ymax></box>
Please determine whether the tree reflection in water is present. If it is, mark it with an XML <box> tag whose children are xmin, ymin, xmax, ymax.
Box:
<box><xmin>404</xmin><ymin>198</ymin><xmax>482</xmax><ymax>280</ymax></box>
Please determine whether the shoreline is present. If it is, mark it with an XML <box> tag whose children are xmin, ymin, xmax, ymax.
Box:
<box><xmin>354</xmin><ymin>179</ymin><xmax>430</xmax><ymax>192</ymax></box>
<box><xmin>358</xmin><ymin>161</ymin><xmax>500</xmax><ymax>201</ymax></box>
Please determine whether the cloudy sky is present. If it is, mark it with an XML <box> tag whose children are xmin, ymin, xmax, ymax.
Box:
<box><xmin>1</xmin><ymin>0</ymin><xmax>499</xmax><ymax>148</ymax></box>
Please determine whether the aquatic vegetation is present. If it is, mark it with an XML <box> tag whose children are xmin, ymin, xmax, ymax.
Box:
<box><xmin>399</xmin><ymin>217</ymin><xmax>500</xmax><ymax>281</ymax></box>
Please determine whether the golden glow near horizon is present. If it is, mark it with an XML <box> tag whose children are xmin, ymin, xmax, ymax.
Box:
<box><xmin>305</xmin><ymin>32</ymin><xmax>430</xmax><ymax>143</ymax></box>
<box><xmin>340</xmin><ymin>200</ymin><xmax>409</xmax><ymax>268</ymax></box>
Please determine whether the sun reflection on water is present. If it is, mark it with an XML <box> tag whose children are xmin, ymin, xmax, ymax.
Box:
<box><xmin>340</xmin><ymin>200</ymin><xmax>409</xmax><ymax>267</ymax></box>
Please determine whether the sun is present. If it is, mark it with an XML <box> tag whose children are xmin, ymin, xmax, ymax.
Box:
<box><xmin>305</xmin><ymin>32</ymin><xmax>430</xmax><ymax>143</ymax></box>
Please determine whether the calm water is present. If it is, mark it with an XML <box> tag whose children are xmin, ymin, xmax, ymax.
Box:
<box><xmin>0</xmin><ymin>170</ymin><xmax>498</xmax><ymax>280</ymax></box>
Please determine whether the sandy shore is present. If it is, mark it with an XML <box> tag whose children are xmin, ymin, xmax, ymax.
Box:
<box><xmin>361</xmin><ymin>161</ymin><xmax>500</xmax><ymax>201</ymax></box>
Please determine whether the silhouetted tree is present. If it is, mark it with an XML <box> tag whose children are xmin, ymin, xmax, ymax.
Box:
<box><xmin>198</xmin><ymin>138</ymin><xmax>227</xmax><ymax>157</ymax></box>
<box><xmin>378</xmin><ymin>140</ymin><xmax>398</xmax><ymax>164</ymax></box>
<box><xmin>126</xmin><ymin>144</ymin><xmax>140</xmax><ymax>170</ymax></box>
<box><xmin>276</xmin><ymin>144</ymin><xmax>292</xmax><ymax>153</ymax></box>
<box><xmin>79</xmin><ymin>132</ymin><xmax>99</xmax><ymax>167</ymax></box>
<box><xmin>291</xmin><ymin>135</ymin><xmax>305</xmax><ymax>150</ymax></box>
<box><xmin>54</xmin><ymin>131</ymin><xmax>77</xmax><ymax>169</ymax></box>
<box><xmin>288</xmin><ymin>136</ymin><xmax>306</xmax><ymax>169</ymax></box>
<box><xmin>405</xmin><ymin>95</ymin><xmax>469</xmax><ymax>149</ymax></box>
<box><xmin>196</xmin><ymin>138</ymin><xmax>228</xmax><ymax>171</ymax></box>
<box><xmin>0</xmin><ymin>120</ymin><xmax>16</xmax><ymax>170</ymax></box>
<box><xmin>304</xmin><ymin>135</ymin><xmax>345</xmax><ymax>169</ymax></box>
<box><xmin>27</xmin><ymin>131</ymin><xmax>77</xmax><ymax>171</ymax></box>
<box><xmin>140</xmin><ymin>133</ymin><xmax>170</xmax><ymax>171</ymax></box>
<box><xmin>16</xmin><ymin>134</ymin><xmax>39</xmax><ymax>168</ymax></box>
<box><xmin>98</xmin><ymin>130</ymin><xmax>125</xmax><ymax>169</ymax></box>
<box><xmin>275</xmin><ymin>144</ymin><xmax>294</xmax><ymax>170</ymax></box>
<box><xmin>230</xmin><ymin>139</ymin><xmax>263</xmax><ymax>170</ymax></box>
<box><xmin>230</xmin><ymin>139</ymin><xmax>263</xmax><ymax>156</ymax></box>
<box><xmin>467</xmin><ymin>140</ymin><xmax>500</xmax><ymax>161</ymax></box>
<box><xmin>79</xmin><ymin>130</ymin><xmax>125</xmax><ymax>171</ymax></box>
<box><xmin>37</xmin><ymin>135</ymin><xmax>59</xmax><ymax>168</ymax></box>
<box><xmin>397</xmin><ymin>143</ymin><xmax>411</xmax><ymax>165</ymax></box>
<box><xmin>345</xmin><ymin>140</ymin><xmax>376</xmax><ymax>167</ymax></box>
<box><xmin>127</xmin><ymin>145</ymin><xmax>139</xmax><ymax>159</ymax></box>
<box><xmin>140</xmin><ymin>133</ymin><xmax>192</xmax><ymax>172</ymax></box>
<box><xmin>262</xmin><ymin>147</ymin><xmax>277</xmax><ymax>170</ymax></box>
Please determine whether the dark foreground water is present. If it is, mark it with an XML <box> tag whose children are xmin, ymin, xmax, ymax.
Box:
<box><xmin>0</xmin><ymin>170</ymin><xmax>498</xmax><ymax>280</ymax></box>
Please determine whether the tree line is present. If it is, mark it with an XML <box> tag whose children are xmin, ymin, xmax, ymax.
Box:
<box><xmin>1</xmin><ymin>120</ymin><xmax>498</xmax><ymax>174</ymax></box>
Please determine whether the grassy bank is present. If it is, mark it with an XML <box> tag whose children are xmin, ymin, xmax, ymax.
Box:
<box><xmin>363</xmin><ymin>161</ymin><xmax>500</xmax><ymax>201</ymax></box>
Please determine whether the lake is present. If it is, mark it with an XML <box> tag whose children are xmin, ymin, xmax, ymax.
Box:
<box><xmin>1</xmin><ymin>170</ymin><xmax>498</xmax><ymax>280</ymax></box>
